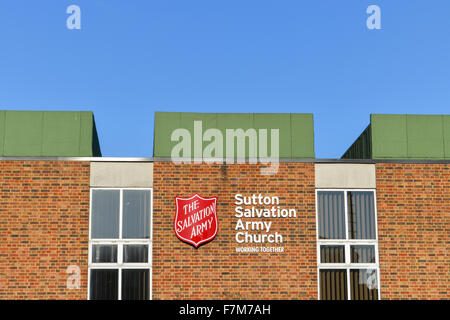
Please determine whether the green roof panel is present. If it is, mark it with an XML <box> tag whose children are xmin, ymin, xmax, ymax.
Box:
<box><xmin>444</xmin><ymin>116</ymin><xmax>450</xmax><ymax>159</ymax></box>
<box><xmin>406</xmin><ymin>115</ymin><xmax>445</xmax><ymax>159</ymax></box>
<box><xmin>254</xmin><ymin>114</ymin><xmax>292</xmax><ymax>158</ymax></box>
<box><xmin>291</xmin><ymin>113</ymin><xmax>315</xmax><ymax>158</ymax></box>
<box><xmin>344</xmin><ymin>114</ymin><xmax>450</xmax><ymax>160</ymax></box>
<box><xmin>4</xmin><ymin>111</ymin><xmax>44</xmax><ymax>156</ymax></box>
<box><xmin>0</xmin><ymin>111</ymin><xmax>5</xmax><ymax>154</ymax></box>
<box><xmin>42</xmin><ymin>111</ymin><xmax>81</xmax><ymax>156</ymax></box>
<box><xmin>371</xmin><ymin>114</ymin><xmax>407</xmax><ymax>159</ymax></box>
<box><xmin>154</xmin><ymin>112</ymin><xmax>314</xmax><ymax>159</ymax></box>
<box><xmin>153</xmin><ymin>112</ymin><xmax>181</xmax><ymax>158</ymax></box>
<box><xmin>0</xmin><ymin>110</ymin><xmax>101</xmax><ymax>157</ymax></box>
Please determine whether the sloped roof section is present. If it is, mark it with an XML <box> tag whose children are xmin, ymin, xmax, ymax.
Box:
<box><xmin>0</xmin><ymin>110</ymin><xmax>101</xmax><ymax>157</ymax></box>
<box><xmin>342</xmin><ymin>114</ymin><xmax>450</xmax><ymax>160</ymax></box>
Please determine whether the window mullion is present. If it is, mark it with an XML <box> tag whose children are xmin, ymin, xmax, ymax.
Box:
<box><xmin>344</xmin><ymin>243</ymin><xmax>348</xmax><ymax>265</ymax></box>
<box><xmin>118</xmin><ymin>190</ymin><xmax>123</xmax><ymax>300</ymax></box>
<box><xmin>118</xmin><ymin>243</ymin><xmax>123</xmax><ymax>265</ymax></box>
<box><xmin>347</xmin><ymin>268</ymin><xmax>351</xmax><ymax>300</ymax></box>
<box><xmin>344</xmin><ymin>190</ymin><xmax>349</xmax><ymax>240</ymax></box>
<box><xmin>344</xmin><ymin>191</ymin><xmax>350</xmax><ymax>300</ymax></box>
<box><xmin>119</xmin><ymin>189</ymin><xmax>123</xmax><ymax>240</ymax></box>
<box><xmin>375</xmin><ymin>243</ymin><xmax>379</xmax><ymax>265</ymax></box>
<box><xmin>118</xmin><ymin>268</ymin><xmax>122</xmax><ymax>300</ymax></box>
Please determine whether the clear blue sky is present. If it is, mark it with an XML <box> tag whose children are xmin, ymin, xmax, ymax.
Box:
<box><xmin>0</xmin><ymin>1</ymin><xmax>449</xmax><ymax>158</ymax></box>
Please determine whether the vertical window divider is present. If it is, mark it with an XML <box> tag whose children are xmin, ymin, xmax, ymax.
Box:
<box><xmin>345</xmin><ymin>244</ymin><xmax>350</xmax><ymax>265</ymax></box>
<box><xmin>118</xmin><ymin>243</ymin><xmax>123</xmax><ymax>265</ymax></box>
<box><xmin>347</xmin><ymin>268</ymin><xmax>351</xmax><ymax>300</ymax></box>
<box><xmin>344</xmin><ymin>190</ymin><xmax>351</xmax><ymax>300</ymax></box>
<box><xmin>118</xmin><ymin>266</ymin><xmax>122</xmax><ymax>300</ymax></box>
<box><xmin>344</xmin><ymin>190</ymin><xmax>349</xmax><ymax>241</ymax></box>
<box><xmin>119</xmin><ymin>189</ymin><xmax>123</xmax><ymax>240</ymax></box>
<box><xmin>118</xmin><ymin>190</ymin><xmax>123</xmax><ymax>300</ymax></box>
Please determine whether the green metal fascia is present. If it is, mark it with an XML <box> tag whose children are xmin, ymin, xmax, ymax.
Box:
<box><xmin>0</xmin><ymin>110</ymin><xmax>101</xmax><ymax>157</ymax></box>
<box><xmin>153</xmin><ymin>112</ymin><xmax>315</xmax><ymax>159</ymax></box>
<box><xmin>372</xmin><ymin>114</ymin><xmax>450</xmax><ymax>159</ymax></box>
<box><xmin>343</xmin><ymin>114</ymin><xmax>450</xmax><ymax>160</ymax></box>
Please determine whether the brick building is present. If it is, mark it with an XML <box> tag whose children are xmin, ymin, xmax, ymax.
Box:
<box><xmin>0</xmin><ymin>111</ymin><xmax>448</xmax><ymax>300</ymax></box>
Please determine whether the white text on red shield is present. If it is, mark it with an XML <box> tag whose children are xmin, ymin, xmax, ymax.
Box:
<box><xmin>176</xmin><ymin>199</ymin><xmax>216</xmax><ymax>239</ymax></box>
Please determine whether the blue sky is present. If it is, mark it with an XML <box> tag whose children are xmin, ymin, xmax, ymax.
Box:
<box><xmin>0</xmin><ymin>1</ymin><xmax>449</xmax><ymax>158</ymax></box>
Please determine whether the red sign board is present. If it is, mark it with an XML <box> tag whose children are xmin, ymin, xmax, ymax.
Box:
<box><xmin>174</xmin><ymin>194</ymin><xmax>218</xmax><ymax>248</ymax></box>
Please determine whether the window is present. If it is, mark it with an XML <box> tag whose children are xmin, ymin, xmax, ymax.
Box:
<box><xmin>89</xmin><ymin>188</ymin><xmax>152</xmax><ymax>300</ymax></box>
<box><xmin>316</xmin><ymin>190</ymin><xmax>380</xmax><ymax>300</ymax></box>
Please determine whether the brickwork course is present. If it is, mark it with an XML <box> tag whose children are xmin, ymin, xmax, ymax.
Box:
<box><xmin>152</xmin><ymin>162</ymin><xmax>317</xmax><ymax>299</ymax></box>
<box><xmin>376</xmin><ymin>163</ymin><xmax>450</xmax><ymax>299</ymax></box>
<box><xmin>0</xmin><ymin>160</ymin><xmax>449</xmax><ymax>299</ymax></box>
<box><xmin>0</xmin><ymin>161</ymin><xmax>90</xmax><ymax>299</ymax></box>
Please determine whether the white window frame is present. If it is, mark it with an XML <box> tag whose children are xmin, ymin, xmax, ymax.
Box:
<box><xmin>315</xmin><ymin>189</ymin><xmax>381</xmax><ymax>300</ymax></box>
<box><xmin>88</xmin><ymin>188</ymin><xmax>153</xmax><ymax>300</ymax></box>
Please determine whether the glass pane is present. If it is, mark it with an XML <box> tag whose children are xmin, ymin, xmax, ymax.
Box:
<box><xmin>350</xmin><ymin>269</ymin><xmax>378</xmax><ymax>300</ymax></box>
<box><xmin>91</xmin><ymin>190</ymin><xmax>120</xmax><ymax>239</ymax></box>
<box><xmin>122</xmin><ymin>269</ymin><xmax>150</xmax><ymax>300</ymax></box>
<box><xmin>351</xmin><ymin>245</ymin><xmax>376</xmax><ymax>263</ymax></box>
<box><xmin>123</xmin><ymin>190</ymin><xmax>151</xmax><ymax>239</ymax></box>
<box><xmin>123</xmin><ymin>245</ymin><xmax>148</xmax><ymax>263</ymax></box>
<box><xmin>92</xmin><ymin>245</ymin><xmax>117</xmax><ymax>263</ymax></box>
<box><xmin>319</xmin><ymin>269</ymin><xmax>347</xmax><ymax>300</ymax></box>
<box><xmin>89</xmin><ymin>269</ymin><xmax>118</xmax><ymax>300</ymax></box>
<box><xmin>317</xmin><ymin>191</ymin><xmax>346</xmax><ymax>239</ymax></box>
<box><xmin>320</xmin><ymin>245</ymin><xmax>345</xmax><ymax>263</ymax></box>
<box><xmin>347</xmin><ymin>191</ymin><xmax>376</xmax><ymax>240</ymax></box>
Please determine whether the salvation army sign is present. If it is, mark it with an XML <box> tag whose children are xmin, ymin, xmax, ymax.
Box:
<box><xmin>174</xmin><ymin>194</ymin><xmax>218</xmax><ymax>248</ymax></box>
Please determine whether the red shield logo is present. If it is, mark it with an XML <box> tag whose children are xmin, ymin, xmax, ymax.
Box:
<box><xmin>174</xmin><ymin>194</ymin><xmax>218</xmax><ymax>248</ymax></box>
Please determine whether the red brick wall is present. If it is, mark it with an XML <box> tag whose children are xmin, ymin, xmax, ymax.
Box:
<box><xmin>0</xmin><ymin>161</ymin><xmax>90</xmax><ymax>299</ymax></box>
<box><xmin>376</xmin><ymin>163</ymin><xmax>450</xmax><ymax>299</ymax></box>
<box><xmin>152</xmin><ymin>162</ymin><xmax>317</xmax><ymax>299</ymax></box>
<box><xmin>4</xmin><ymin>160</ymin><xmax>447</xmax><ymax>300</ymax></box>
